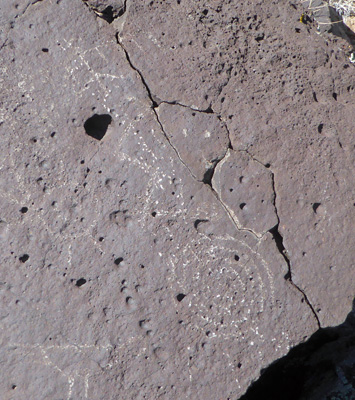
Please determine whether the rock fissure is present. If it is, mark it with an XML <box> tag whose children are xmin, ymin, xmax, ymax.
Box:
<box><xmin>159</xmin><ymin>100</ymin><xmax>214</xmax><ymax>114</ymax></box>
<box><xmin>115</xmin><ymin>35</ymin><xmax>199</xmax><ymax>181</ymax></box>
<box><xmin>115</xmin><ymin>34</ymin><xmax>159</xmax><ymax>107</ymax></box>
<box><xmin>115</xmin><ymin>34</ymin><xmax>261</xmax><ymax>241</ymax></box>
<box><xmin>17</xmin><ymin>0</ymin><xmax>44</xmax><ymax>19</ymax></box>
<box><xmin>244</xmin><ymin>150</ymin><xmax>321</xmax><ymax>329</ymax></box>
<box><xmin>83</xmin><ymin>3</ymin><xmax>320</xmax><ymax>329</ymax></box>
<box><xmin>270</xmin><ymin>184</ymin><xmax>321</xmax><ymax>329</ymax></box>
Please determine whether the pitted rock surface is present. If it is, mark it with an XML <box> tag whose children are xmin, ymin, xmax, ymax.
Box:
<box><xmin>0</xmin><ymin>0</ymin><xmax>354</xmax><ymax>399</ymax></box>
<box><xmin>156</xmin><ymin>103</ymin><xmax>230</xmax><ymax>181</ymax></box>
<box><xmin>212</xmin><ymin>149</ymin><xmax>278</xmax><ymax>237</ymax></box>
<box><xmin>120</xmin><ymin>0</ymin><xmax>355</xmax><ymax>327</ymax></box>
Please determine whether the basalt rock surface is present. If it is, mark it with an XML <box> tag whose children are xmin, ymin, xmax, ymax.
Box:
<box><xmin>0</xmin><ymin>0</ymin><xmax>354</xmax><ymax>399</ymax></box>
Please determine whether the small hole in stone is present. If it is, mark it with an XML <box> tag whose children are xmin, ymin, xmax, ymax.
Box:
<box><xmin>20</xmin><ymin>207</ymin><xmax>28</xmax><ymax>213</ymax></box>
<box><xmin>114</xmin><ymin>257</ymin><xmax>124</xmax><ymax>266</ymax></box>
<box><xmin>75</xmin><ymin>278</ymin><xmax>86</xmax><ymax>287</ymax></box>
<box><xmin>151</xmin><ymin>211</ymin><xmax>157</xmax><ymax>217</ymax></box>
<box><xmin>192</xmin><ymin>112</ymin><xmax>196</xmax><ymax>116</ymax></box>
<box><xmin>84</xmin><ymin>114</ymin><xmax>112</xmax><ymax>140</ymax></box>
<box><xmin>99</xmin><ymin>237</ymin><xmax>104</xmax><ymax>242</ymax></box>
<box><xmin>312</xmin><ymin>203</ymin><xmax>321</xmax><ymax>213</ymax></box>
<box><xmin>332</xmin><ymin>93</ymin><xmax>337</xmax><ymax>101</ymax></box>
<box><xmin>318</xmin><ymin>123</ymin><xmax>323</xmax><ymax>134</ymax></box>
<box><xmin>239</xmin><ymin>203</ymin><xmax>246</xmax><ymax>210</ymax></box>
<box><xmin>19</xmin><ymin>254</ymin><xmax>29</xmax><ymax>263</ymax></box>
<box><xmin>234</xmin><ymin>255</ymin><xmax>240</xmax><ymax>261</ymax></box>
<box><xmin>140</xmin><ymin>264</ymin><xmax>145</xmax><ymax>269</ymax></box>
<box><xmin>50</xmin><ymin>132</ymin><xmax>56</xmax><ymax>137</ymax></box>
<box><xmin>229</xmin><ymin>188</ymin><xmax>234</xmax><ymax>192</ymax></box>
<box><xmin>101</xmin><ymin>6</ymin><xmax>114</xmax><ymax>23</ymax></box>
<box><xmin>41</xmin><ymin>48</ymin><xmax>49</xmax><ymax>52</ymax></box>
<box><xmin>238</xmin><ymin>363</ymin><xmax>242</xmax><ymax>368</ymax></box>
<box><xmin>176</xmin><ymin>293</ymin><xmax>186</xmax><ymax>302</ymax></box>
<box><xmin>12</xmin><ymin>385</ymin><xmax>17</xmax><ymax>390</ymax></box>
<box><xmin>265</xmin><ymin>163</ymin><xmax>271</xmax><ymax>168</ymax></box>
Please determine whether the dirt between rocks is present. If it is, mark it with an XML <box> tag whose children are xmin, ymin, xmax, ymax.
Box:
<box><xmin>0</xmin><ymin>0</ymin><xmax>354</xmax><ymax>399</ymax></box>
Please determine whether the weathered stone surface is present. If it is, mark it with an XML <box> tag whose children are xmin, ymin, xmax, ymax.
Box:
<box><xmin>119</xmin><ymin>0</ymin><xmax>355</xmax><ymax>327</ymax></box>
<box><xmin>212</xmin><ymin>2</ymin><xmax>355</xmax><ymax>327</ymax></box>
<box><xmin>1</xmin><ymin>0</ymin><xmax>355</xmax><ymax>398</ymax></box>
<box><xmin>117</xmin><ymin>0</ymin><xmax>236</xmax><ymax>110</ymax></box>
<box><xmin>240</xmin><ymin>306</ymin><xmax>355</xmax><ymax>400</ymax></box>
<box><xmin>84</xmin><ymin>0</ymin><xmax>126</xmax><ymax>21</ymax></box>
<box><xmin>156</xmin><ymin>103</ymin><xmax>230</xmax><ymax>181</ymax></box>
<box><xmin>212</xmin><ymin>149</ymin><xmax>278</xmax><ymax>237</ymax></box>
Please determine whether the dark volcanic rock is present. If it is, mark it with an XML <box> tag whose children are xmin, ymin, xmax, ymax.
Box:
<box><xmin>156</xmin><ymin>103</ymin><xmax>230</xmax><ymax>181</ymax></box>
<box><xmin>119</xmin><ymin>0</ymin><xmax>355</xmax><ymax>327</ymax></box>
<box><xmin>83</xmin><ymin>0</ymin><xmax>126</xmax><ymax>22</ymax></box>
<box><xmin>1</xmin><ymin>0</ymin><xmax>355</xmax><ymax>399</ymax></box>
<box><xmin>240</xmin><ymin>306</ymin><xmax>355</xmax><ymax>400</ymax></box>
<box><xmin>212</xmin><ymin>149</ymin><xmax>278</xmax><ymax>237</ymax></box>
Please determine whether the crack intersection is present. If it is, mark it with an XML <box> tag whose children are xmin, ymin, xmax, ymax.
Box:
<box><xmin>115</xmin><ymin>34</ymin><xmax>261</xmax><ymax>240</ymax></box>
<box><xmin>116</xmin><ymin>12</ymin><xmax>319</xmax><ymax>329</ymax></box>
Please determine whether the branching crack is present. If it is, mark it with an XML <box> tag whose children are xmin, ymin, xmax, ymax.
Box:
<box><xmin>115</xmin><ymin>34</ymin><xmax>259</xmax><ymax>239</ymax></box>
<box><xmin>201</xmin><ymin>112</ymin><xmax>233</xmax><ymax>187</ymax></box>
<box><xmin>115</xmin><ymin>33</ymin><xmax>159</xmax><ymax>107</ymax></box>
<box><xmin>115</xmin><ymin>34</ymin><xmax>197</xmax><ymax>180</ymax></box>
<box><xmin>90</xmin><ymin>12</ymin><xmax>320</xmax><ymax>326</ymax></box>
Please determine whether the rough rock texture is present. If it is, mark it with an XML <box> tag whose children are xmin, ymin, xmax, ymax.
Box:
<box><xmin>0</xmin><ymin>0</ymin><xmax>354</xmax><ymax>399</ymax></box>
<box><xmin>83</xmin><ymin>0</ymin><xmax>126</xmax><ymax>22</ymax></box>
<box><xmin>240</xmin><ymin>305</ymin><xmax>355</xmax><ymax>400</ymax></box>
<box><xmin>119</xmin><ymin>0</ymin><xmax>355</xmax><ymax>327</ymax></box>
<box><xmin>212</xmin><ymin>149</ymin><xmax>278</xmax><ymax>237</ymax></box>
<box><xmin>156</xmin><ymin>103</ymin><xmax>230</xmax><ymax>181</ymax></box>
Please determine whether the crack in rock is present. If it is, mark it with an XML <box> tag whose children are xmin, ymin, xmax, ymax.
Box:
<box><xmin>245</xmin><ymin>151</ymin><xmax>321</xmax><ymax>329</ymax></box>
<box><xmin>115</xmin><ymin>34</ymin><xmax>261</xmax><ymax>240</ymax></box>
<box><xmin>74</xmin><ymin>6</ymin><xmax>319</xmax><ymax>327</ymax></box>
<box><xmin>159</xmin><ymin>100</ymin><xmax>214</xmax><ymax>114</ymax></box>
<box><xmin>269</xmin><ymin>173</ymin><xmax>321</xmax><ymax>329</ymax></box>
<box><xmin>115</xmin><ymin>35</ymin><xmax>198</xmax><ymax>180</ymax></box>
<box><xmin>18</xmin><ymin>0</ymin><xmax>44</xmax><ymax>18</ymax></box>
